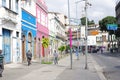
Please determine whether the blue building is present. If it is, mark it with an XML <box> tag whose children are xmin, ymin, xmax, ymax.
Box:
<box><xmin>21</xmin><ymin>9</ymin><xmax>36</xmax><ymax>62</ymax></box>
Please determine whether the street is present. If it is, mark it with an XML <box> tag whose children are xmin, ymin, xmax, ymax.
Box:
<box><xmin>2</xmin><ymin>52</ymin><xmax>120</xmax><ymax>80</ymax></box>
<box><xmin>92</xmin><ymin>52</ymin><xmax>120</xmax><ymax>80</ymax></box>
<box><xmin>1</xmin><ymin>62</ymin><xmax>46</xmax><ymax>80</ymax></box>
<box><xmin>0</xmin><ymin>54</ymin><xmax>104</xmax><ymax>80</ymax></box>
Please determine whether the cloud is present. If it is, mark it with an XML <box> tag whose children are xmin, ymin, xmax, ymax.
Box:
<box><xmin>88</xmin><ymin>0</ymin><xmax>116</xmax><ymax>23</ymax></box>
<box><xmin>45</xmin><ymin>0</ymin><xmax>67</xmax><ymax>14</ymax></box>
<box><xmin>45</xmin><ymin>0</ymin><xmax>116</xmax><ymax>24</ymax></box>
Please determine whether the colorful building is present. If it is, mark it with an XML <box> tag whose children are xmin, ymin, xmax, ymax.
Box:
<box><xmin>36</xmin><ymin>0</ymin><xmax>48</xmax><ymax>58</ymax></box>
<box><xmin>21</xmin><ymin>0</ymin><xmax>36</xmax><ymax>62</ymax></box>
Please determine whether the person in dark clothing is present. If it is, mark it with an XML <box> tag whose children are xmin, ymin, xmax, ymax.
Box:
<box><xmin>26</xmin><ymin>50</ymin><xmax>32</xmax><ymax>66</ymax></box>
<box><xmin>53</xmin><ymin>50</ymin><xmax>58</xmax><ymax>65</ymax></box>
<box><xmin>0</xmin><ymin>50</ymin><xmax>4</xmax><ymax>77</ymax></box>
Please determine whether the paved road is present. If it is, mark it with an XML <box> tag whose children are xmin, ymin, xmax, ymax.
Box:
<box><xmin>92</xmin><ymin>52</ymin><xmax>120</xmax><ymax>80</ymax></box>
<box><xmin>1</xmin><ymin>62</ymin><xmax>46</xmax><ymax>80</ymax></box>
<box><xmin>0</xmin><ymin>54</ymin><xmax>105</xmax><ymax>80</ymax></box>
<box><xmin>55</xmin><ymin>54</ymin><xmax>101</xmax><ymax>80</ymax></box>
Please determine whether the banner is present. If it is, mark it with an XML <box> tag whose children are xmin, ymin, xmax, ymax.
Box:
<box><xmin>80</xmin><ymin>26</ymin><xmax>85</xmax><ymax>38</ymax></box>
<box><xmin>69</xmin><ymin>28</ymin><xmax>72</xmax><ymax>48</ymax></box>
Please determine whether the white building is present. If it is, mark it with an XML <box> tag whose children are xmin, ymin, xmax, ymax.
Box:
<box><xmin>48</xmin><ymin>12</ymin><xmax>67</xmax><ymax>54</ymax></box>
<box><xmin>0</xmin><ymin>0</ymin><xmax>21</xmax><ymax>63</ymax></box>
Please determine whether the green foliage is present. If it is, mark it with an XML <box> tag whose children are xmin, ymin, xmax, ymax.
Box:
<box><xmin>66</xmin><ymin>45</ymin><xmax>70</xmax><ymax>50</ymax></box>
<box><xmin>81</xmin><ymin>17</ymin><xmax>86</xmax><ymax>25</ymax></box>
<box><xmin>99</xmin><ymin>16</ymin><xmax>117</xmax><ymax>32</ymax></box>
<box><xmin>80</xmin><ymin>17</ymin><xmax>95</xmax><ymax>25</ymax></box>
<box><xmin>41</xmin><ymin>61</ymin><xmax>53</xmax><ymax>64</ymax></box>
<box><xmin>89</xmin><ymin>20</ymin><xmax>95</xmax><ymax>25</ymax></box>
<box><xmin>42</xmin><ymin>38</ymin><xmax>49</xmax><ymax>48</ymax></box>
<box><xmin>58</xmin><ymin>45</ymin><xmax>66</xmax><ymax>53</ymax></box>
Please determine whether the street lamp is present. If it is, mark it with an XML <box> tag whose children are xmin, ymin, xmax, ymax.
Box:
<box><xmin>75</xmin><ymin>0</ymin><xmax>85</xmax><ymax>60</ymax></box>
<box><xmin>68</xmin><ymin>0</ymin><xmax>73</xmax><ymax>69</ymax></box>
<box><xmin>84</xmin><ymin>0</ymin><xmax>91</xmax><ymax>69</ymax></box>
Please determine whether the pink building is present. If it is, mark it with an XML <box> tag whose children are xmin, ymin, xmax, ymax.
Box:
<box><xmin>36</xmin><ymin>0</ymin><xmax>48</xmax><ymax>57</ymax></box>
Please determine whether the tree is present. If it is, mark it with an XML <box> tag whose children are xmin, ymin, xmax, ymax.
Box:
<box><xmin>42</xmin><ymin>37</ymin><xmax>49</xmax><ymax>62</ymax></box>
<box><xmin>80</xmin><ymin>17</ymin><xmax>95</xmax><ymax>25</ymax></box>
<box><xmin>81</xmin><ymin>17</ymin><xmax>87</xmax><ymax>25</ymax></box>
<box><xmin>99</xmin><ymin>16</ymin><xmax>118</xmax><ymax>51</ymax></box>
<box><xmin>42</xmin><ymin>38</ymin><xmax>49</xmax><ymax>48</ymax></box>
<box><xmin>89</xmin><ymin>20</ymin><xmax>95</xmax><ymax>25</ymax></box>
<box><xmin>58</xmin><ymin>45</ymin><xmax>66</xmax><ymax>58</ymax></box>
<box><xmin>99</xmin><ymin>16</ymin><xmax>117</xmax><ymax>33</ymax></box>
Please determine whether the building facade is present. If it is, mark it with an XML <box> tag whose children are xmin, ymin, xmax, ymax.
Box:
<box><xmin>48</xmin><ymin>12</ymin><xmax>67</xmax><ymax>54</ymax></box>
<box><xmin>21</xmin><ymin>0</ymin><xmax>36</xmax><ymax>62</ymax></box>
<box><xmin>36</xmin><ymin>0</ymin><xmax>48</xmax><ymax>58</ymax></box>
<box><xmin>0</xmin><ymin>0</ymin><xmax>21</xmax><ymax>63</ymax></box>
<box><xmin>116</xmin><ymin>0</ymin><xmax>120</xmax><ymax>24</ymax></box>
<box><xmin>48</xmin><ymin>12</ymin><xmax>56</xmax><ymax>55</ymax></box>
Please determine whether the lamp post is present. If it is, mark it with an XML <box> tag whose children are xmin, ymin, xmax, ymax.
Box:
<box><xmin>84</xmin><ymin>0</ymin><xmax>91</xmax><ymax>69</ymax></box>
<box><xmin>75</xmin><ymin>0</ymin><xmax>85</xmax><ymax>60</ymax></box>
<box><xmin>68</xmin><ymin>0</ymin><xmax>73</xmax><ymax>69</ymax></box>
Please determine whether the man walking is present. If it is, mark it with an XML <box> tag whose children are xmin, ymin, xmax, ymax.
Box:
<box><xmin>53</xmin><ymin>50</ymin><xmax>58</xmax><ymax>65</ymax></box>
<box><xmin>26</xmin><ymin>50</ymin><xmax>32</xmax><ymax>66</ymax></box>
<box><xmin>0</xmin><ymin>50</ymin><xmax>4</xmax><ymax>77</ymax></box>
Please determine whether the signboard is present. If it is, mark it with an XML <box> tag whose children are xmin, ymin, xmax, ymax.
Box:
<box><xmin>107</xmin><ymin>24</ymin><xmax>118</xmax><ymax>30</ymax></box>
<box><xmin>80</xmin><ymin>26</ymin><xmax>85</xmax><ymax>38</ymax></box>
<box><xmin>69</xmin><ymin>28</ymin><xmax>72</xmax><ymax>48</ymax></box>
<box><xmin>87</xmin><ymin>36</ymin><xmax>96</xmax><ymax>46</ymax></box>
<box><xmin>90</xmin><ymin>30</ymin><xmax>99</xmax><ymax>35</ymax></box>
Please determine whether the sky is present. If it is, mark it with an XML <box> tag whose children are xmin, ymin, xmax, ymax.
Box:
<box><xmin>45</xmin><ymin>0</ymin><xmax>117</xmax><ymax>24</ymax></box>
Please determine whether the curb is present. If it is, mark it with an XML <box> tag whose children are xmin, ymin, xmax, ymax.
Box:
<box><xmin>90</xmin><ymin>54</ymin><xmax>107</xmax><ymax>80</ymax></box>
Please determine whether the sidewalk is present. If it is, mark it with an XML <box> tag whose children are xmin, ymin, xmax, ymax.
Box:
<box><xmin>55</xmin><ymin>53</ymin><xmax>106</xmax><ymax>80</ymax></box>
<box><xmin>1</xmin><ymin>53</ymin><xmax>106</xmax><ymax>80</ymax></box>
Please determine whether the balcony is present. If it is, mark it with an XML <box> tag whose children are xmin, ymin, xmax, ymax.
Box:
<box><xmin>0</xmin><ymin>7</ymin><xmax>18</xmax><ymax>24</ymax></box>
<box><xmin>56</xmin><ymin>32</ymin><xmax>67</xmax><ymax>41</ymax></box>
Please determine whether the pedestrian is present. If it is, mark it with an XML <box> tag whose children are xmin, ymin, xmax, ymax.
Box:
<box><xmin>82</xmin><ymin>48</ymin><xmax>85</xmax><ymax>55</ymax></box>
<box><xmin>53</xmin><ymin>50</ymin><xmax>58</xmax><ymax>65</ymax></box>
<box><xmin>26</xmin><ymin>50</ymin><xmax>32</xmax><ymax>66</ymax></box>
<box><xmin>0</xmin><ymin>50</ymin><xmax>4</xmax><ymax>77</ymax></box>
<box><xmin>101</xmin><ymin>47</ymin><xmax>104</xmax><ymax>53</ymax></box>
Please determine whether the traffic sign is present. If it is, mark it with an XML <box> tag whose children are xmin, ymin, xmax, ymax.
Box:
<box><xmin>107</xmin><ymin>24</ymin><xmax>118</xmax><ymax>30</ymax></box>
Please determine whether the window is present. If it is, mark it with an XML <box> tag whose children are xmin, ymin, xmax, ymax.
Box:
<box><xmin>16</xmin><ymin>32</ymin><xmax>19</xmax><ymax>37</ymax></box>
<box><xmin>26</xmin><ymin>0</ymin><xmax>31</xmax><ymax>5</ymax></box>
<box><xmin>9</xmin><ymin>0</ymin><xmax>11</xmax><ymax>9</ymax></box>
<box><xmin>41</xmin><ymin>12</ymin><xmax>46</xmax><ymax>26</ymax></box>
<box><xmin>46</xmin><ymin>16</ymin><xmax>48</xmax><ymax>27</ymax></box>
<box><xmin>2</xmin><ymin>0</ymin><xmax>6</xmax><ymax>7</ymax></box>
<box><xmin>37</xmin><ymin>10</ymin><xmax>40</xmax><ymax>23</ymax></box>
<box><xmin>15</xmin><ymin>0</ymin><xmax>19</xmax><ymax>12</ymax></box>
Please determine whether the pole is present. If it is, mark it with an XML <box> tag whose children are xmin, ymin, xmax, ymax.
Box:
<box><xmin>75</xmin><ymin>1</ymin><xmax>79</xmax><ymax>60</ymax></box>
<box><xmin>85</xmin><ymin>0</ymin><xmax>88</xmax><ymax>69</ymax></box>
<box><xmin>68</xmin><ymin>0</ymin><xmax>72</xmax><ymax>69</ymax></box>
<box><xmin>77</xmin><ymin>27</ymin><xmax>79</xmax><ymax>60</ymax></box>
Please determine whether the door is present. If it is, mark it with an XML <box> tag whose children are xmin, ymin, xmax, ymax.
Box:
<box><xmin>28</xmin><ymin>32</ymin><xmax>32</xmax><ymax>51</ymax></box>
<box><xmin>22</xmin><ymin>35</ymin><xmax>26</xmax><ymax>62</ymax></box>
<box><xmin>34</xmin><ymin>37</ymin><xmax>36</xmax><ymax>59</ymax></box>
<box><xmin>3</xmin><ymin>29</ymin><xmax>11</xmax><ymax>63</ymax></box>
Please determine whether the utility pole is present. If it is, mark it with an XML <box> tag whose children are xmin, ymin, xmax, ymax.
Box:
<box><xmin>85</xmin><ymin>0</ymin><xmax>88</xmax><ymax>69</ymax></box>
<box><xmin>75</xmin><ymin>0</ymin><xmax>79</xmax><ymax>60</ymax></box>
<box><xmin>75</xmin><ymin>0</ymin><xmax>85</xmax><ymax>60</ymax></box>
<box><xmin>68</xmin><ymin>0</ymin><xmax>72</xmax><ymax>69</ymax></box>
<box><xmin>84</xmin><ymin>0</ymin><xmax>91</xmax><ymax>69</ymax></box>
